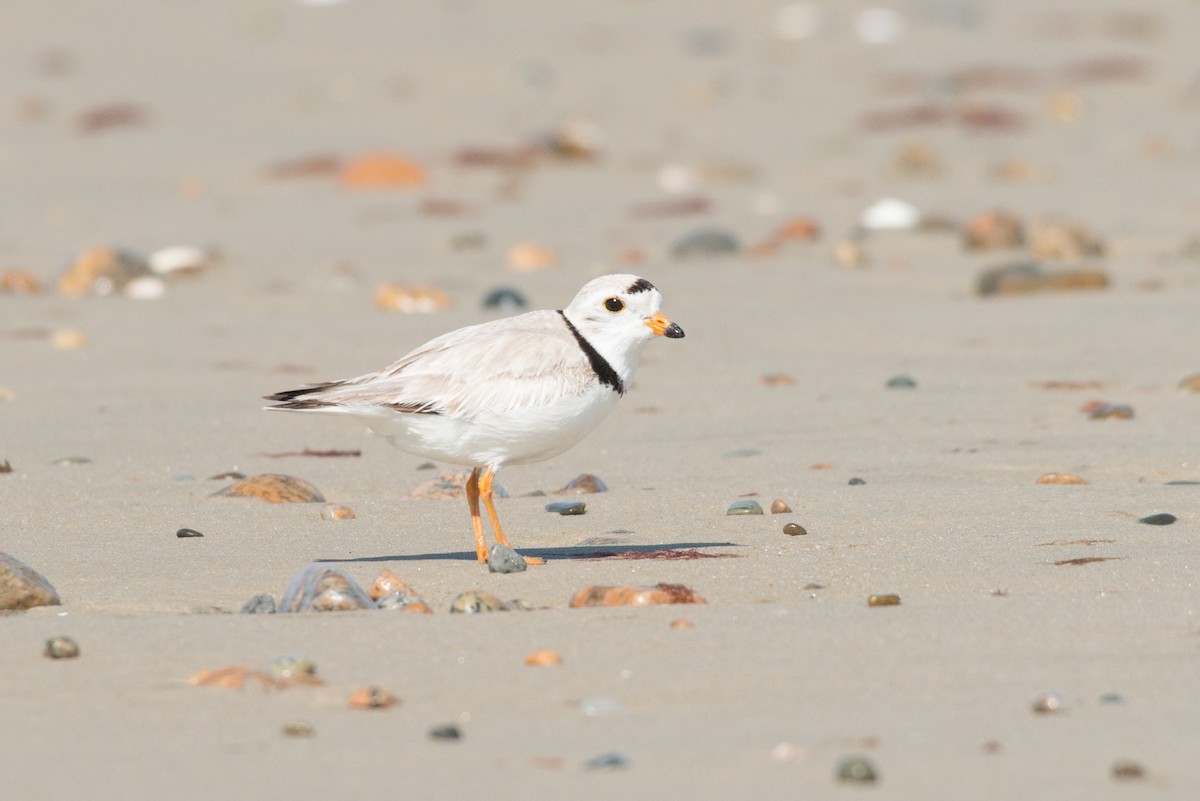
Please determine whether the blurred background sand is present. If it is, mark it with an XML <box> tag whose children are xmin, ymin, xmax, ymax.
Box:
<box><xmin>3</xmin><ymin>1</ymin><xmax>1200</xmax><ymax>798</ymax></box>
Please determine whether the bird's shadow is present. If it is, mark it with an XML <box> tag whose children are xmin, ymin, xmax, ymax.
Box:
<box><xmin>317</xmin><ymin>541</ymin><xmax>740</xmax><ymax>563</ymax></box>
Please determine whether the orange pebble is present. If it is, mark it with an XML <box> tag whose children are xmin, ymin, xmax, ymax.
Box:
<box><xmin>524</xmin><ymin>650</ymin><xmax>562</xmax><ymax>667</ymax></box>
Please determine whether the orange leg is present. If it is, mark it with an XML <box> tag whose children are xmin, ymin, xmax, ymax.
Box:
<box><xmin>478</xmin><ymin>467</ymin><xmax>511</xmax><ymax>547</ymax></box>
<box><xmin>480</xmin><ymin>468</ymin><xmax>544</xmax><ymax>565</ymax></box>
<box><xmin>465</xmin><ymin>467</ymin><xmax>488</xmax><ymax>563</ymax></box>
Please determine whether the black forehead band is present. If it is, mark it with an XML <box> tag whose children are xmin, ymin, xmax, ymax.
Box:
<box><xmin>626</xmin><ymin>278</ymin><xmax>656</xmax><ymax>294</ymax></box>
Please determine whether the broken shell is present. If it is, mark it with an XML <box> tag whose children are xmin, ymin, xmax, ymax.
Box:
<box><xmin>554</xmin><ymin>473</ymin><xmax>608</xmax><ymax>494</ymax></box>
<box><xmin>669</xmin><ymin>619</ymin><xmax>694</xmax><ymax>629</ymax></box>
<box><xmin>524</xmin><ymin>650</ymin><xmax>562</xmax><ymax>666</ymax></box>
<box><xmin>568</xmin><ymin>583</ymin><xmax>706</xmax><ymax>608</ymax></box>
<box><xmin>1177</xmin><ymin>373</ymin><xmax>1200</xmax><ymax>393</ymax></box>
<box><xmin>376</xmin><ymin>593</ymin><xmax>433</xmax><ymax>613</ymax></box>
<box><xmin>374</xmin><ymin>283</ymin><xmax>450</xmax><ymax>313</ymax></box>
<box><xmin>1036</xmin><ymin>473</ymin><xmax>1088</xmax><ymax>485</ymax></box>
<box><xmin>278</xmin><ymin>564</ymin><xmax>374</xmax><ymax>613</ymax></box>
<box><xmin>44</xmin><ymin>636</ymin><xmax>80</xmax><ymax>659</ymax></box>
<box><xmin>340</xmin><ymin>152</ymin><xmax>426</xmax><ymax>189</ymax></box>
<box><xmin>51</xmin><ymin>330</ymin><xmax>88</xmax><ymax>350</ymax></box>
<box><xmin>977</xmin><ymin>262</ymin><xmax>1109</xmax><ymax>296</ymax></box>
<box><xmin>58</xmin><ymin>246</ymin><xmax>149</xmax><ymax>296</ymax></box>
<box><xmin>505</xmin><ymin>242</ymin><xmax>558</xmax><ymax>272</ymax></box>
<box><xmin>450</xmin><ymin>590</ymin><xmax>507</xmax><ymax>614</ymax></box>
<box><xmin>963</xmin><ymin>211</ymin><xmax>1024</xmax><ymax>251</ymax></box>
<box><xmin>0</xmin><ymin>269</ymin><xmax>42</xmax><ymax>294</ymax></box>
<box><xmin>213</xmin><ymin>473</ymin><xmax>324</xmax><ymax>503</ymax></box>
<box><xmin>368</xmin><ymin>569</ymin><xmax>413</xmax><ymax>600</ymax></box>
<box><xmin>148</xmin><ymin>245</ymin><xmax>217</xmax><ymax>276</ymax></box>
<box><xmin>348</xmin><ymin>686</ymin><xmax>398</xmax><ymax>709</ymax></box>
<box><xmin>320</xmin><ymin>503</ymin><xmax>355</xmax><ymax>521</ymax></box>
<box><xmin>1029</xmin><ymin>219</ymin><xmax>1103</xmax><ymax>262</ymax></box>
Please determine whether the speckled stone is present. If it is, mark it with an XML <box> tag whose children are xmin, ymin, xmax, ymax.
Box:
<box><xmin>487</xmin><ymin>544</ymin><xmax>528</xmax><ymax>574</ymax></box>
<box><xmin>726</xmin><ymin>499</ymin><xmax>763</xmax><ymax>515</ymax></box>
<box><xmin>0</xmin><ymin>552</ymin><xmax>61</xmax><ymax>611</ymax></box>
<box><xmin>449</xmin><ymin>590</ymin><xmax>507</xmax><ymax>613</ymax></box>
<box><xmin>239</xmin><ymin>593</ymin><xmax>276</xmax><ymax>614</ymax></box>
<box><xmin>546</xmin><ymin>501</ymin><xmax>586</xmax><ymax>515</ymax></box>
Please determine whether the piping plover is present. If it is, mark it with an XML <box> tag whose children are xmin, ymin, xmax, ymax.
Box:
<box><xmin>265</xmin><ymin>274</ymin><xmax>684</xmax><ymax>563</ymax></box>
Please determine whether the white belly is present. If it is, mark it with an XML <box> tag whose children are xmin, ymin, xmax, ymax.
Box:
<box><xmin>361</xmin><ymin>385</ymin><xmax>619</xmax><ymax>469</ymax></box>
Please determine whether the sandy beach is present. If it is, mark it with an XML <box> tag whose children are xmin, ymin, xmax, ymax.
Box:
<box><xmin>3</xmin><ymin>1</ymin><xmax>1200</xmax><ymax>797</ymax></box>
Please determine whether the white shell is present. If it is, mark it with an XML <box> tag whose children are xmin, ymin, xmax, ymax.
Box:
<box><xmin>124</xmin><ymin>275</ymin><xmax>167</xmax><ymax>299</ymax></box>
<box><xmin>149</xmin><ymin>246</ymin><xmax>213</xmax><ymax>276</ymax></box>
<box><xmin>859</xmin><ymin>197</ymin><xmax>920</xmax><ymax>231</ymax></box>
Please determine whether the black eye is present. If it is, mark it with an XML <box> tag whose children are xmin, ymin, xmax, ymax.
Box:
<box><xmin>603</xmin><ymin>297</ymin><xmax>625</xmax><ymax>313</ymax></box>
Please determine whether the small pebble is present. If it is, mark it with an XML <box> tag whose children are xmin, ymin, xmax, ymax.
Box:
<box><xmin>1036</xmin><ymin>472</ymin><xmax>1088</xmax><ymax>485</ymax></box>
<box><xmin>487</xmin><ymin>544</ymin><xmax>528</xmax><ymax>574</ymax></box>
<box><xmin>782</xmin><ymin>523</ymin><xmax>808</xmax><ymax>536</ymax></box>
<box><xmin>546</xmin><ymin>501</ymin><xmax>586</xmax><ymax>515</ymax></box>
<box><xmin>886</xmin><ymin>375</ymin><xmax>917</xmax><ymax>389</ymax></box>
<box><xmin>278</xmin><ymin>565</ymin><xmax>374</xmax><ymax>613</ymax></box>
<box><xmin>175</xmin><ymin>527</ymin><xmax>203</xmax><ymax>538</ymax></box>
<box><xmin>831</xmin><ymin>240</ymin><xmax>866</xmax><ymax>268</ymax></box>
<box><xmin>867</xmin><ymin>593</ymin><xmax>901</xmax><ymax>607</ymax></box>
<box><xmin>1138</xmin><ymin>513</ymin><xmax>1176</xmax><ymax>526</ymax></box>
<box><xmin>670</xmin><ymin>619</ymin><xmax>694</xmax><ymax>629</ymax></box>
<box><xmin>1178</xmin><ymin>373</ymin><xmax>1200</xmax><ymax>393</ymax></box>
<box><xmin>320</xmin><ymin>503</ymin><xmax>355</xmax><ymax>521</ymax></box>
<box><xmin>429</xmin><ymin>724</ymin><xmax>462</xmax><ymax>741</ymax></box>
<box><xmin>281</xmin><ymin>721</ymin><xmax>315</xmax><ymax>737</ymax></box>
<box><xmin>239</xmin><ymin>593</ymin><xmax>276</xmax><ymax>614</ymax></box>
<box><xmin>963</xmin><ymin>210</ymin><xmax>1024</xmax><ymax>251</ymax></box>
<box><xmin>524</xmin><ymin>650</ymin><xmax>562</xmax><ymax>666</ymax></box>
<box><xmin>836</xmin><ymin>755</ymin><xmax>878</xmax><ymax>783</ymax></box>
<box><xmin>52</xmin><ymin>457</ymin><xmax>92</xmax><ymax>465</ymax></box>
<box><xmin>671</xmin><ymin>228</ymin><xmax>740</xmax><ymax>259</ymax></box>
<box><xmin>848</xmin><ymin>477</ymin><xmax>866</xmax><ymax>485</ymax></box>
<box><xmin>44</xmin><ymin>636</ymin><xmax>80</xmax><ymax>659</ymax></box>
<box><xmin>1088</xmin><ymin>403</ymin><xmax>1133</xmax><ymax>420</ymax></box>
<box><xmin>555</xmin><ymin>473</ymin><xmax>608</xmax><ymax>494</ymax></box>
<box><xmin>723</xmin><ymin>448</ymin><xmax>761</xmax><ymax>458</ymax></box>
<box><xmin>0</xmin><ymin>552</ymin><xmax>61</xmax><ymax>611</ymax></box>
<box><xmin>1031</xmin><ymin>691</ymin><xmax>1064</xmax><ymax>714</ymax></box>
<box><xmin>585</xmin><ymin>751</ymin><xmax>630</xmax><ymax>771</ymax></box>
<box><xmin>1111</xmin><ymin>760</ymin><xmax>1146</xmax><ymax>781</ymax></box>
<box><xmin>482</xmin><ymin>287</ymin><xmax>527</xmax><ymax>310</ymax></box>
<box><xmin>770</xmin><ymin>499</ymin><xmax>791</xmax><ymax>514</ymax></box>
<box><xmin>579</xmin><ymin>696</ymin><xmax>625</xmax><ymax>717</ymax></box>
<box><xmin>268</xmin><ymin>655</ymin><xmax>316</xmax><ymax>681</ymax></box>
<box><xmin>348</xmin><ymin>686</ymin><xmax>398</xmax><ymax>710</ymax></box>
<box><xmin>726</xmin><ymin>499</ymin><xmax>763</xmax><ymax>515</ymax></box>
<box><xmin>1099</xmin><ymin>692</ymin><xmax>1124</xmax><ymax>704</ymax></box>
<box><xmin>860</xmin><ymin>197</ymin><xmax>919</xmax><ymax>230</ymax></box>
<box><xmin>449</xmin><ymin>590</ymin><xmax>507</xmax><ymax>613</ymax></box>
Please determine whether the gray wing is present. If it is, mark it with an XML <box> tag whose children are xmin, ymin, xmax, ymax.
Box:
<box><xmin>265</xmin><ymin>311</ymin><xmax>594</xmax><ymax>417</ymax></box>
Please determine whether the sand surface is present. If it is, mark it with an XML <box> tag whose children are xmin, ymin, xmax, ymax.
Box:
<box><xmin>3</xmin><ymin>1</ymin><xmax>1200</xmax><ymax>798</ymax></box>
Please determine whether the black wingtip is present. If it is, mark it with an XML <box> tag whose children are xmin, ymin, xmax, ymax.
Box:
<box><xmin>263</xmin><ymin>381</ymin><xmax>342</xmax><ymax>409</ymax></box>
